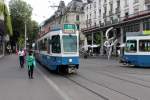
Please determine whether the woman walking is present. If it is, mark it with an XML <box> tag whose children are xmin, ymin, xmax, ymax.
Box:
<box><xmin>26</xmin><ymin>50</ymin><xmax>36</xmax><ymax>79</ymax></box>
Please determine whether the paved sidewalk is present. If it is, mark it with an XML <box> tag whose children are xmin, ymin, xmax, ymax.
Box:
<box><xmin>0</xmin><ymin>55</ymin><xmax>63</xmax><ymax>100</ymax></box>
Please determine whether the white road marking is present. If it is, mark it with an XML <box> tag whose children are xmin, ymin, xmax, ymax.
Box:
<box><xmin>37</xmin><ymin>68</ymin><xmax>71</xmax><ymax>100</ymax></box>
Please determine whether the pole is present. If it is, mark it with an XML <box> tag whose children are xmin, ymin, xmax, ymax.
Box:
<box><xmin>92</xmin><ymin>32</ymin><xmax>93</xmax><ymax>53</ymax></box>
<box><xmin>25</xmin><ymin>21</ymin><xmax>27</xmax><ymax>50</ymax></box>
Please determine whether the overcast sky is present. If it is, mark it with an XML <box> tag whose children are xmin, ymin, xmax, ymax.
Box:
<box><xmin>5</xmin><ymin>0</ymin><xmax>71</xmax><ymax>24</ymax></box>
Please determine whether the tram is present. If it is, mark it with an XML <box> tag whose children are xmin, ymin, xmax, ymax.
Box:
<box><xmin>122</xmin><ymin>32</ymin><xmax>150</xmax><ymax>67</ymax></box>
<box><xmin>35</xmin><ymin>24</ymin><xmax>79</xmax><ymax>73</ymax></box>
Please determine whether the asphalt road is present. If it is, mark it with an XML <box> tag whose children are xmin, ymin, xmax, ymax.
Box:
<box><xmin>1</xmin><ymin>55</ymin><xmax>150</xmax><ymax>100</ymax></box>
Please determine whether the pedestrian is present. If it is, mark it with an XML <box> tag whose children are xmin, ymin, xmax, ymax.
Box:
<box><xmin>18</xmin><ymin>48</ymin><xmax>25</xmax><ymax>68</ymax></box>
<box><xmin>26</xmin><ymin>50</ymin><xmax>36</xmax><ymax>79</ymax></box>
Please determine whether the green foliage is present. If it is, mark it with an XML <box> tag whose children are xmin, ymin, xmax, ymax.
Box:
<box><xmin>27</xmin><ymin>20</ymin><xmax>38</xmax><ymax>44</ymax></box>
<box><xmin>9</xmin><ymin>0</ymin><xmax>33</xmax><ymax>43</ymax></box>
<box><xmin>94</xmin><ymin>32</ymin><xmax>101</xmax><ymax>44</ymax></box>
<box><xmin>18</xmin><ymin>35</ymin><xmax>24</xmax><ymax>48</ymax></box>
<box><xmin>0</xmin><ymin>2</ymin><xmax>4</xmax><ymax>15</ymax></box>
<box><xmin>4</xmin><ymin>4</ymin><xmax>13</xmax><ymax>35</ymax></box>
<box><xmin>0</xmin><ymin>2</ymin><xmax>13</xmax><ymax>36</ymax></box>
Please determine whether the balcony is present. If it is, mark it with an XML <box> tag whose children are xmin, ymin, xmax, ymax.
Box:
<box><xmin>112</xmin><ymin>18</ymin><xmax>119</xmax><ymax>24</ymax></box>
<box><xmin>100</xmin><ymin>22</ymin><xmax>104</xmax><ymax>27</ymax></box>
<box><xmin>122</xmin><ymin>10</ymin><xmax>150</xmax><ymax>21</ymax></box>
<box><xmin>105</xmin><ymin>21</ymin><xmax>111</xmax><ymax>26</ymax></box>
<box><xmin>145</xmin><ymin>0</ymin><xmax>150</xmax><ymax>4</ymax></box>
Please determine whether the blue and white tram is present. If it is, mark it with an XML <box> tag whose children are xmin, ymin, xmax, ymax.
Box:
<box><xmin>123</xmin><ymin>34</ymin><xmax>150</xmax><ymax>67</ymax></box>
<box><xmin>35</xmin><ymin>29</ymin><xmax>79</xmax><ymax>73</ymax></box>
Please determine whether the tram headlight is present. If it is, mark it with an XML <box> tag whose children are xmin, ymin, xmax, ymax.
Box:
<box><xmin>69</xmin><ymin>59</ymin><xmax>72</xmax><ymax>63</ymax></box>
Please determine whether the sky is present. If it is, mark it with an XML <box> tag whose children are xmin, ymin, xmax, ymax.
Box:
<box><xmin>5</xmin><ymin>0</ymin><xmax>71</xmax><ymax>24</ymax></box>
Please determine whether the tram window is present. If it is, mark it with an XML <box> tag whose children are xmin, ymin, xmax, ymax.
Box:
<box><xmin>47</xmin><ymin>38</ymin><xmax>51</xmax><ymax>53</ymax></box>
<box><xmin>43</xmin><ymin>38</ymin><xmax>48</xmax><ymax>51</ymax></box>
<box><xmin>125</xmin><ymin>40</ymin><xmax>137</xmax><ymax>52</ymax></box>
<box><xmin>52</xmin><ymin>35</ymin><xmax>61</xmax><ymax>53</ymax></box>
<box><xmin>39</xmin><ymin>41</ymin><xmax>42</xmax><ymax>51</ymax></box>
<box><xmin>62</xmin><ymin>35</ymin><xmax>77</xmax><ymax>52</ymax></box>
<box><xmin>139</xmin><ymin>40</ymin><xmax>150</xmax><ymax>52</ymax></box>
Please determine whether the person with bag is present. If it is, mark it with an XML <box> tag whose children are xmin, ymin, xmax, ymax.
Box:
<box><xmin>26</xmin><ymin>50</ymin><xmax>36</xmax><ymax>79</ymax></box>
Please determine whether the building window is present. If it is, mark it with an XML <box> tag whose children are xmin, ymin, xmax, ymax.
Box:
<box><xmin>90</xmin><ymin>4</ymin><xmax>91</xmax><ymax>9</ymax></box>
<box><xmin>147</xmin><ymin>5</ymin><xmax>150</xmax><ymax>10</ymax></box>
<box><xmin>104</xmin><ymin>6</ymin><xmax>107</xmax><ymax>14</ymax></box>
<box><xmin>124</xmin><ymin>0</ymin><xmax>129</xmax><ymax>7</ymax></box>
<box><xmin>87</xmin><ymin>15</ymin><xmax>88</xmax><ymax>20</ymax></box>
<box><xmin>76</xmin><ymin>15</ymin><xmax>79</xmax><ymax>21</ymax></box>
<box><xmin>143</xmin><ymin>19</ymin><xmax>150</xmax><ymax>30</ymax></box>
<box><xmin>134</xmin><ymin>0</ymin><xmax>139</xmax><ymax>4</ymax></box>
<box><xmin>99</xmin><ymin>0</ymin><xmax>101</xmax><ymax>5</ymax></box>
<box><xmin>134</xmin><ymin>6</ymin><xmax>139</xmax><ymax>14</ymax></box>
<box><xmin>90</xmin><ymin>14</ymin><xmax>91</xmax><ymax>20</ymax></box>
<box><xmin>94</xmin><ymin>11</ymin><xmax>96</xmax><ymax>19</ymax></box>
<box><xmin>94</xmin><ymin>2</ymin><xmax>96</xmax><ymax>9</ymax></box>
<box><xmin>99</xmin><ymin>9</ymin><xmax>101</xmax><ymax>16</ymax></box>
<box><xmin>117</xmin><ymin>0</ymin><xmax>120</xmax><ymax>8</ymax></box>
<box><xmin>94</xmin><ymin>22</ymin><xmax>96</xmax><ymax>26</ymax></box>
<box><xmin>125</xmin><ymin>12</ymin><xmax>129</xmax><ymax>17</ymax></box>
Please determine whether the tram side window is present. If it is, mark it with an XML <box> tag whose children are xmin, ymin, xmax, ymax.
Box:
<box><xmin>43</xmin><ymin>38</ymin><xmax>48</xmax><ymax>51</ymax></box>
<box><xmin>125</xmin><ymin>40</ymin><xmax>137</xmax><ymax>52</ymax></box>
<box><xmin>47</xmin><ymin>38</ymin><xmax>51</xmax><ymax>53</ymax></box>
<box><xmin>39</xmin><ymin>41</ymin><xmax>42</xmax><ymax>51</ymax></box>
<box><xmin>52</xmin><ymin>35</ymin><xmax>61</xmax><ymax>53</ymax></box>
<box><xmin>139</xmin><ymin>40</ymin><xmax>150</xmax><ymax>52</ymax></box>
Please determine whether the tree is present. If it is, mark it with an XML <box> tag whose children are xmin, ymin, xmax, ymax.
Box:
<box><xmin>94</xmin><ymin>32</ymin><xmax>101</xmax><ymax>44</ymax></box>
<box><xmin>18</xmin><ymin>35</ymin><xmax>24</xmax><ymax>48</ymax></box>
<box><xmin>0</xmin><ymin>2</ymin><xmax>13</xmax><ymax>36</ymax></box>
<box><xmin>4</xmin><ymin>4</ymin><xmax>13</xmax><ymax>36</ymax></box>
<box><xmin>9</xmin><ymin>0</ymin><xmax>33</xmax><ymax>47</ymax></box>
<box><xmin>27</xmin><ymin>20</ymin><xmax>39</xmax><ymax>47</ymax></box>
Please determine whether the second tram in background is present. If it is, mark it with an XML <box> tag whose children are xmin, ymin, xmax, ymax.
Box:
<box><xmin>35</xmin><ymin>24</ymin><xmax>79</xmax><ymax>73</ymax></box>
<box><xmin>122</xmin><ymin>31</ymin><xmax>150</xmax><ymax>67</ymax></box>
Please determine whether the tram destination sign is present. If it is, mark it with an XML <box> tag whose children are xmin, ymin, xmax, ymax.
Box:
<box><xmin>63</xmin><ymin>24</ymin><xmax>76</xmax><ymax>34</ymax></box>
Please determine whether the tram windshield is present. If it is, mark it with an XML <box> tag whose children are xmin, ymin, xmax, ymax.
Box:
<box><xmin>125</xmin><ymin>40</ymin><xmax>137</xmax><ymax>52</ymax></box>
<box><xmin>62</xmin><ymin>35</ymin><xmax>77</xmax><ymax>53</ymax></box>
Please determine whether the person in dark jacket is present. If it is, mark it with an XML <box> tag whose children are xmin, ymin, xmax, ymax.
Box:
<box><xmin>26</xmin><ymin>50</ymin><xmax>36</xmax><ymax>79</ymax></box>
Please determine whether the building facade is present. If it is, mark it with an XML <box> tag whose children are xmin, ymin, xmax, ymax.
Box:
<box><xmin>82</xmin><ymin>0</ymin><xmax>150</xmax><ymax>56</ymax></box>
<box><xmin>38</xmin><ymin>0</ymin><xmax>85</xmax><ymax>43</ymax></box>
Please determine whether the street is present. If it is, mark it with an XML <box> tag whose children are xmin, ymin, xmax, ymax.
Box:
<box><xmin>1</xmin><ymin>55</ymin><xmax>150</xmax><ymax>100</ymax></box>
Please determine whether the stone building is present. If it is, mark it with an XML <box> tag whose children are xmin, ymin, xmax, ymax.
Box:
<box><xmin>82</xmin><ymin>0</ymin><xmax>150</xmax><ymax>56</ymax></box>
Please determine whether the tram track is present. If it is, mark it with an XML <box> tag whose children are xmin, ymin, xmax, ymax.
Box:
<box><xmin>64</xmin><ymin>74</ymin><xmax>138</xmax><ymax>100</ymax></box>
<box><xmin>65</xmin><ymin>75</ymin><xmax>109</xmax><ymax>100</ymax></box>
<box><xmin>91</xmin><ymin>68</ymin><xmax>150</xmax><ymax>89</ymax></box>
<box><xmin>81</xmin><ymin>59</ymin><xmax>150</xmax><ymax>89</ymax></box>
<box><xmin>77</xmin><ymin>74</ymin><xmax>138</xmax><ymax>100</ymax></box>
